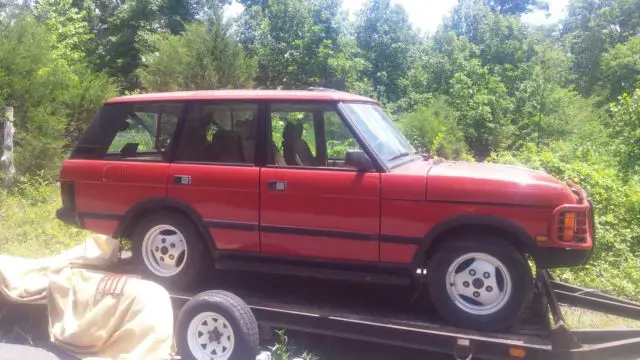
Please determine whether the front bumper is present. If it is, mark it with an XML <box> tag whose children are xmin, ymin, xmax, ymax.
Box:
<box><xmin>531</xmin><ymin>247</ymin><xmax>592</xmax><ymax>268</ymax></box>
<box><xmin>56</xmin><ymin>207</ymin><xmax>83</xmax><ymax>228</ymax></box>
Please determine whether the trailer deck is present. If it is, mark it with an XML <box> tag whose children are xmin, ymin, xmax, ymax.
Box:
<box><xmin>170</xmin><ymin>270</ymin><xmax>640</xmax><ymax>360</ymax></box>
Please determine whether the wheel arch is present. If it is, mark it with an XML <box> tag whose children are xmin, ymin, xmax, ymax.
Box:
<box><xmin>114</xmin><ymin>198</ymin><xmax>217</xmax><ymax>256</ymax></box>
<box><xmin>413</xmin><ymin>215</ymin><xmax>536</xmax><ymax>268</ymax></box>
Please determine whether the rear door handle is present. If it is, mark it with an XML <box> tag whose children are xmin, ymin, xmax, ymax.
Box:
<box><xmin>173</xmin><ymin>175</ymin><xmax>191</xmax><ymax>185</ymax></box>
<box><xmin>267</xmin><ymin>180</ymin><xmax>286</xmax><ymax>192</ymax></box>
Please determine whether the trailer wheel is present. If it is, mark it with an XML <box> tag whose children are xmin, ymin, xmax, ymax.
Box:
<box><xmin>176</xmin><ymin>290</ymin><xmax>259</xmax><ymax>360</ymax></box>
<box><xmin>428</xmin><ymin>237</ymin><xmax>533</xmax><ymax>331</ymax></box>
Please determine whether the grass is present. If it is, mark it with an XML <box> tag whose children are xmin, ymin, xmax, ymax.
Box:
<box><xmin>0</xmin><ymin>183</ymin><xmax>87</xmax><ymax>258</ymax></box>
<box><xmin>562</xmin><ymin>306</ymin><xmax>640</xmax><ymax>329</ymax></box>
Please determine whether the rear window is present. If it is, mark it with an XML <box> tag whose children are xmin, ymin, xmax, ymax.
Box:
<box><xmin>72</xmin><ymin>102</ymin><xmax>184</xmax><ymax>161</ymax></box>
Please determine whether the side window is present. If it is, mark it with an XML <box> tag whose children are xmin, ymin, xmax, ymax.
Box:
<box><xmin>269</xmin><ymin>103</ymin><xmax>362</xmax><ymax>169</ymax></box>
<box><xmin>174</xmin><ymin>102</ymin><xmax>258</xmax><ymax>164</ymax></box>
<box><xmin>105</xmin><ymin>102</ymin><xmax>181</xmax><ymax>161</ymax></box>
<box><xmin>325</xmin><ymin>111</ymin><xmax>360</xmax><ymax>163</ymax></box>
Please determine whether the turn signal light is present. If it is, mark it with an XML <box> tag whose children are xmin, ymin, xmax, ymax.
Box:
<box><xmin>562</xmin><ymin>212</ymin><xmax>575</xmax><ymax>242</ymax></box>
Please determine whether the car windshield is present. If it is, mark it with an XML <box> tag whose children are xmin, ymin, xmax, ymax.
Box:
<box><xmin>341</xmin><ymin>102</ymin><xmax>415</xmax><ymax>167</ymax></box>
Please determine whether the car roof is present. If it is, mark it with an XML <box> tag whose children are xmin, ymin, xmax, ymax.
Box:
<box><xmin>105</xmin><ymin>89</ymin><xmax>378</xmax><ymax>104</ymax></box>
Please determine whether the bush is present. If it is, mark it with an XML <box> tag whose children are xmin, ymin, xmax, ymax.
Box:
<box><xmin>488</xmin><ymin>145</ymin><xmax>640</xmax><ymax>299</ymax></box>
<box><xmin>609</xmin><ymin>89</ymin><xmax>640</xmax><ymax>178</ymax></box>
<box><xmin>0</xmin><ymin>14</ymin><xmax>115</xmax><ymax>180</ymax></box>
<box><xmin>396</xmin><ymin>96</ymin><xmax>471</xmax><ymax>160</ymax></box>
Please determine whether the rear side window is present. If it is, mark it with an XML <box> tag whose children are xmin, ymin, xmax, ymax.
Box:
<box><xmin>72</xmin><ymin>102</ymin><xmax>183</xmax><ymax>161</ymax></box>
<box><xmin>174</xmin><ymin>102</ymin><xmax>258</xmax><ymax>164</ymax></box>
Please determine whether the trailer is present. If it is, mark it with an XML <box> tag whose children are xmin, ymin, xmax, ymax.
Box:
<box><xmin>170</xmin><ymin>270</ymin><xmax>640</xmax><ymax>360</ymax></box>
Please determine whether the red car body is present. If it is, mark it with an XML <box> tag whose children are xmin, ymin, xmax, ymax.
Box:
<box><xmin>57</xmin><ymin>90</ymin><xmax>594</xmax><ymax>274</ymax></box>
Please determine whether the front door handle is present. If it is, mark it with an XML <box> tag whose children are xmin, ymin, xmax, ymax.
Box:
<box><xmin>267</xmin><ymin>180</ymin><xmax>286</xmax><ymax>192</ymax></box>
<box><xmin>173</xmin><ymin>175</ymin><xmax>191</xmax><ymax>185</ymax></box>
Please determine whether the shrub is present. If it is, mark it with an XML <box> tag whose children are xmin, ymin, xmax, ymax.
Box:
<box><xmin>489</xmin><ymin>145</ymin><xmax>640</xmax><ymax>299</ymax></box>
<box><xmin>0</xmin><ymin>14</ymin><xmax>115</xmax><ymax>179</ymax></box>
<box><xmin>396</xmin><ymin>96</ymin><xmax>471</xmax><ymax>160</ymax></box>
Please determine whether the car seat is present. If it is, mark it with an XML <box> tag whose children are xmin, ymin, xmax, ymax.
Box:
<box><xmin>282</xmin><ymin>122</ymin><xmax>316</xmax><ymax>166</ymax></box>
<box><xmin>206</xmin><ymin>128</ymin><xmax>244</xmax><ymax>163</ymax></box>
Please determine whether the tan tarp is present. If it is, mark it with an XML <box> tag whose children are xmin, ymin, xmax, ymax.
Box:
<box><xmin>0</xmin><ymin>235</ymin><xmax>174</xmax><ymax>359</ymax></box>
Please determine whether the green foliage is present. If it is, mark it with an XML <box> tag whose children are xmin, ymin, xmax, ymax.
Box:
<box><xmin>269</xmin><ymin>330</ymin><xmax>318</xmax><ymax>360</ymax></box>
<box><xmin>561</xmin><ymin>0</ymin><xmax>640</xmax><ymax>96</ymax></box>
<box><xmin>483</xmin><ymin>0</ymin><xmax>549</xmax><ymax>15</ymax></box>
<box><xmin>138</xmin><ymin>16</ymin><xmax>256</xmax><ymax>91</ymax></box>
<box><xmin>488</xmin><ymin>146</ymin><xmax>640</xmax><ymax>299</ymax></box>
<box><xmin>355</xmin><ymin>0</ymin><xmax>417</xmax><ymax>102</ymax></box>
<box><xmin>609</xmin><ymin>89</ymin><xmax>640</xmax><ymax>177</ymax></box>
<box><xmin>0</xmin><ymin>182</ymin><xmax>88</xmax><ymax>258</ymax></box>
<box><xmin>242</xmin><ymin>0</ymin><xmax>352</xmax><ymax>89</ymax></box>
<box><xmin>34</xmin><ymin>0</ymin><xmax>94</xmax><ymax>65</ymax></box>
<box><xmin>599</xmin><ymin>37</ymin><xmax>640</xmax><ymax>102</ymax></box>
<box><xmin>0</xmin><ymin>14</ymin><xmax>116</xmax><ymax>178</ymax></box>
<box><xmin>396</xmin><ymin>97</ymin><xmax>470</xmax><ymax>159</ymax></box>
<box><xmin>72</xmin><ymin>0</ymin><xmax>200</xmax><ymax>89</ymax></box>
<box><xmin>449</xmin><ymin>60</ymin><xmax>513</xmax><ymax>158</ymax></box>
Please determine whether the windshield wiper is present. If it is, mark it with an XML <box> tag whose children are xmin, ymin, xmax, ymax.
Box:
<box><xmin>387</xmin><ymin>152</ymin><xmax>412</xmax><ymax>161</ymax></box>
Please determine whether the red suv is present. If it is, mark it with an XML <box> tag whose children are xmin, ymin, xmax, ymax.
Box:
<box><xmin>57</xmin><ymin>89</ymin><xmax>594</xmax><ymax>330</ymax></box>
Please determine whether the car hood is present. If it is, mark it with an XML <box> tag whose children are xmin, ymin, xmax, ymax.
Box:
<box><xmin>426</xmin><ymin>161</ymin><xmax>577</xmax><ymax>207</ymax></box>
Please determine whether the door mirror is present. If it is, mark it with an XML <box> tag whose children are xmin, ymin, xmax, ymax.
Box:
<box><xmin>345</xmin><ymin>149</ymin><xmax>374</xmax><ymax>171</ymax></box>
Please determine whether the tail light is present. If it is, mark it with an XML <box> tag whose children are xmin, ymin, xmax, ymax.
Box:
<box><xmin>61</xmin><ymin>181</ymin><xmax>76</xmax><ymax>211</ymax></box>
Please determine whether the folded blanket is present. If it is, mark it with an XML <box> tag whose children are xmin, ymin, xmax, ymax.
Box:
<box><xmin>0</xmin><ymin>235</ymin><xmax>119</xmax><ymax>304</ymax></box>
<box><xmin>0</xmin><ymin>235</ymin><xmax>174</xmax><ymax>360</ymax></box>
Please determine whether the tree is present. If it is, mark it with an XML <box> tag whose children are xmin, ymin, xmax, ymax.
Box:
<box><xmin>397</xmin><ymin>96</ymin><xmax>470</xmax><ymax>159</ymax></box>
<box><xmin>445</xmin><ymin>0</ymin><xmax>533</xmax><ymax>98</ymax></box>
<box><xmin>0</xmin><ymin>14</ymin><xmax>115</xmax><ymax>176</ymax></box>
<box><xmin>34</xmin><ymin>0</ymin><xmax>93</xmax><ymax>65</ymax></box>
<box><xmin>72</xmin><ymin>0</ymin><xmax>201</xmax><ymax>90</ymax></box>
<box><xmin>246</xmin><ymin>0</ymin><xmax>348</xmax><ymax>89</ymax></box>
<box><xmin>600</xmin><ymin>36</ymin><xmax>640</xmax><ymax>103</ymax></box>
<box><xmin>561</xmin><ymin>0</ymin><xmax>640</xmax><ymax>97</ymax></box>
<box><xmin>355</xmin><ymin>0</ymin><xmax>417</xmax><ymax>103</ymax></box>
<box><xmin>512</xmin><ymin>37</ymin><xmax>575</xmax><ymax>147</ymax></box>
<box><xmin>610</xmin><ymin>89</ymin><xmax>640</xmax><ymax>176</ymax></box>
<box><xmin>483</xmin><ymin>0</ymin><xmax>548</xmax><ymax>15</ymax></box>
<box><xmin>138</xmin><ymin>15</ymin><xmax>255</xmax><ymax>91</ymax></box>
<box><xmin>449</xmin><ymin>58</ymin><xmax>514</xmax><ymax>159</ymax></box>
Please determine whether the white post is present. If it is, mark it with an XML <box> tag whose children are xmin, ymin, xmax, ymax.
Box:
<box><xmin>1</xmin><ymin>107</ymin><xmax>15</xmax><ymax>187</ymax></box>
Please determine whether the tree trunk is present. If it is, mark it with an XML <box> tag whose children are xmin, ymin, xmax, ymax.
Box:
<box><xmin>1</xmin><ymin>107</ymin><xmax>15</xmax><ymax>187</ymax></box>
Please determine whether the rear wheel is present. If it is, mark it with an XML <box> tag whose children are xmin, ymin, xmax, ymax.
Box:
<box><xmin>427</xmin><ymin>237</ymin><xmax>533</xmax><ymax>331</ymax></box>
<box><xmin>132</xmin><ymin>212</ymin><xmax>209</xmax><ymax>289</ymax></box>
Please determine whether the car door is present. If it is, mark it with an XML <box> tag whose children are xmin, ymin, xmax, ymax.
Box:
<box><xmin>259</xmin><ymin>102</ymin><xmax>381</xmax><ymax>262</ymax></box>
<box><xmin>167</xmin><ymin>101</ymin><xmax>261</xmax><ymax>253</ymax></box>
<box><xmin>66</xmin><ymin>101</ymin><xmax>182</xmax><ymax>236</ymax></box>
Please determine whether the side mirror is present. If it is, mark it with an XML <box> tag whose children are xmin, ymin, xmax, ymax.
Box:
<box><xmin>345</xmin><ymin>149</ymin><xmax>374</xmax><ymax>171</ymax></box>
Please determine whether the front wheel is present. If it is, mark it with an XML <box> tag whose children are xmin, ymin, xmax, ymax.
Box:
<box><xmin>427</xmin><ymin>237</ymin><xmax>533</xmax><ymax>331</ymax></box>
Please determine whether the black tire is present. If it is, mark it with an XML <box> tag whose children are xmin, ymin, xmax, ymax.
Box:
<box><xmin>427</xmin><ymin>237</ymin><xmax>533</xmax><ymax>331</ymax></box>
<box><xmin>176</xmin><ymin>290</ymin><xmax>259</xmax><ymax>360</ymax></box>
<box><xmin>131</xmin><ymin>212</ymin><xmax>209</xmax><ymax>289</ymax></box>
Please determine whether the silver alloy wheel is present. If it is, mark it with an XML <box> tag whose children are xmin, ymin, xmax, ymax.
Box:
<box><xmin>187</xmin><ymin>311</ymin><xmax>235</xmax><ymax>360</ymax></box>
<box><xmin>445</xmin><ymin>252</ymin><xmax>512</xmax><ymax>315</ymax></box>
<box><xmin>141</xmin><ymin>224</ymin><xmax>187</xmax><ymax>277</ymax></box>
